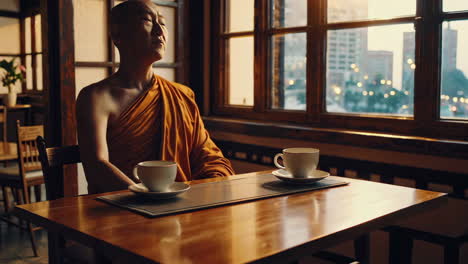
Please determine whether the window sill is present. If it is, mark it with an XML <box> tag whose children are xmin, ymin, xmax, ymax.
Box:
<box><xmin>203</xmin><ymin>116</ymin><xmax>468</xmax><ymax>160</ymax></box>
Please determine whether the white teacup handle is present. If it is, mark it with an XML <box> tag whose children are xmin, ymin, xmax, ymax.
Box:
<box><xmin>273</xmin><ymin>153</ymin><xmax>286</xmax><ymax>169</ymax></box>
<box><xmin>133</xmin><ymin>167</ymin><xmax>140</xmax><ymax>181</ymax></box>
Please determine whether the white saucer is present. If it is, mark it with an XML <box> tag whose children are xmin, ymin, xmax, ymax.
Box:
<box><xmin>128</xmin><ymin>182</ymin><xmax>190</xmax><ymax>199</ymax></box>
<box><xmin>272</xmin><ymin>169</ymin><xmax>330</xmax><ymax>184</ymax></box>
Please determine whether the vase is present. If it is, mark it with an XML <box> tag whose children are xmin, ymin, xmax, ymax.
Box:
<box><xmin>5</xmin><ymin>92</ymin><xmax>17</xmax><ymax>107</ymax></box>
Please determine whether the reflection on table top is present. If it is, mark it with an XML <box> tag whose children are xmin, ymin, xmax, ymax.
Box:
<box><xmin>0</xmin><ymin>104</ymin><xmax>32</xmax><ymax>110</ymax></box>
<box><xmin>14</xmin><ymin>171</ymin><xmax>447</xmax><ymax>264</ymax></box>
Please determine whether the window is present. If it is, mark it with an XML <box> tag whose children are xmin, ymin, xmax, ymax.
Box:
<box><xmin>23</xmin><ymin>14</ymin><xmax>43</xmax><ymax>92</ymax></box>
<box><xmin>220</xmin><ymin>0</ymin><xmax>255</xmax><ymax>106</ymax></box>
<box><xmin>213</xmin><ymin>0</ymin><xmax>468</xmax><ymax>140</ymax></box>
<box><xmin>327</xmin><ymin>24</ymin><xmax>414</xmax><ymax>116</ymax></box>
<box><xmin>440</xmin><ymin>4</ymin><xmax>468</xmax><ymax>119</ymax></box>
<box><xmin>0</xmin><ymin>15</ymin><xmax>21</xmax><ymax>93</ymax></box>
<box><xmin>0</xmin><ymin>1</ymin><xmax>42</xmax><ymax>94</ymax></box>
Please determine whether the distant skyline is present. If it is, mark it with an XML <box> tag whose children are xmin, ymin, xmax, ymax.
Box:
<box><xmin>366</xmin><ymin>0</ymin><xmax>468</xmax><ymax>81</ymax></box>
<box><xmin>226</xmin><ymin>0</ymin><xmax>468</xmax><ymax>106</ymax></box>
<box><xmin>330</xmin><ymin>0</ymin><xmax>467</xmax><ymax>90</ymax></box>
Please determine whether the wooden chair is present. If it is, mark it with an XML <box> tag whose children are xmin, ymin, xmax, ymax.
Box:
<box><xmin>386</xmin><ymin>196</ymin><xmax>468</xmax><ymax>264</ymax></box>
<box><xmin>37</xmin><ymin>136</ymin><xmax>110</xmax><ymax>264</ymax></box>
<box><xmin>0</xmin><ymin>121</ymin><xmax>45</xmax><ymax>256</ymax></box>
<box><xmin>36</xmin><ymin>136</ymin><xmax>80</xmax><ymax>201</ymax></box>
<box><xmin>36</xmin><ymin>136</ymin><xmax>80</xmax><ymax>263</ymax></box>
<box><xmin>0</xmin><ymin>107</ymin><xmax>21</xmax><ymax>213</ymax></box>
<box><xmin>0</xmin><ymin>106</ymin><xmax>18</xmax><ymax>160</ymax></box>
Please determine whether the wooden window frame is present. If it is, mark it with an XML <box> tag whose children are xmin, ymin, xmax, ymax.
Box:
<box><xmin>0</xmin><ymin>5</ymin><xmax>43</xmax><ymax>94</ymax></box>
<box><xmin>0</xmin><ymin>10</ymin><xmax>22</xmax><ymax>92</ymax></box>
<box><xmin>210</xmin><ymin>0</ymin><xmax>468</xmax><ymax>141</ymax></box>
<box><xmin>74</xmin><ymin>0</ymin><xmax>187</xmax><ymax>84</ymax></box>
<box><xmin>21</xmin><ymin>13</ymin><xmax>43</xmax><ymax>94</ymax></box>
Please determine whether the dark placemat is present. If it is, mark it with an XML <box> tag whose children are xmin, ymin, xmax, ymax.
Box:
<box><xmin>96</xmin><ymin>174</ymin><xmax>349</xmax><ymax>218</ymax></box>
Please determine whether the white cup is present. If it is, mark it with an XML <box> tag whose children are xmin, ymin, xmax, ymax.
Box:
<box><xmin>273</xmin><ymin>148</ymin><xmax>319</xmax><ymax>178</ymax></box>
<box><xmin>133</xmin><ymin>161</ymin><xmax>177</xmax><ymax>192</ymax></box>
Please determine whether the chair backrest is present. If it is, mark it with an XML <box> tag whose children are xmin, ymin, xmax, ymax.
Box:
<box><xmin>16</xmin><ymin>121</ymin><xmax>44</xmax><ymax>180</ymax></box>
<box><xmin>36</xmin><ymin>136</ymin><xmax>81</xmax><ymax>200</ymax></box>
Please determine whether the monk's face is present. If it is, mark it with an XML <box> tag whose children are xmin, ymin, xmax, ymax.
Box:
<box><xmin>114</xmin><ymin>1</ymin><xmax>167</xmax><ymax>63</ymax></box>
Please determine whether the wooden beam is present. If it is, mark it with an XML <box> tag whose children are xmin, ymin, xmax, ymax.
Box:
<box><xmin>20</xmin><ymin>0</ymin><xmax>41</xmax><ymax>17</ymax></box>
<box><xmin>0</xmin><ymin>53</ymin><xmax>20</xmax><ymax>57</ymax></box>
<box><xmin>201</xmin><ymin>0</ymin><xmax>212</xmax><ymax>115</ymax></box>
<box><xmin>20</xmin><ymin>16</ymin><xmax>26</xmax><ymax>92</ymax></box>
<box><xmin>31</xmin><ymin>15</ymin><xmax>37</xmax><ymax>91</ymax></box>
<box><xmin>0</xmin><ymin>10</ymin><xmax>20</xmax><ymax>18</ymax></box>
<box><xmin>41</xmin><ymin>0</ymin><xmax>77</xmax><ymax>197</ymax></box>
<box><xmin>107</xmin><ymin>0</ymin><xmax>114</xmax><ymax>75</ymax></box>
<box><xmin>176</xmin><ymin>0</ymin><xmax>188</xmax><ymax>84</ymax></box>
<box><xmin>187</xmin><ymin>0</ymin><xmax>204</xmax><ymax>109</ymax></box>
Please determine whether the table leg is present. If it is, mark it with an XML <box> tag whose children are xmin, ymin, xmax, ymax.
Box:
<box><xmin>2</xmin><ymin>186</ymin><xmax>10</xmax><ymax>212</ymax></box>
<box><xmin>28</xmin><ymin>223</ymin><xmax>39</xmax><ymax>257</ymax></box>
<box><xmin>25</xmin><ymin>107</ymin><xmax>32</xmax><ymax>125</ymax></box>
<box><xmin>389</xmin><ymin>230</ymin><xmax>413</xmax><ymax>264</ymax></box>
<box><xmin>444</xmin><ymin>243</ymin><xmax>460</xmax><ymax>264</ymax></box>
<box><xmin>34</xmin><ymin>185</ymin><xmax>42</xmax><ymax>202</ymax></box>
<box><xmin>48</xmin><ymin>232</ymin><xmax>64</xmax><ymax>264</ymax></box>
<box><xmin>354</xmin><ymin>234</ymin><xmax>370</xmax><ymax>264</ymax></box>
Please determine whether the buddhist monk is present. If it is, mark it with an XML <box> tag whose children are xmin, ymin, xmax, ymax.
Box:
<box><xmin>76</xmin><ymin>0</ymin><xmax>234</xmax><ymax>194</ymax></box>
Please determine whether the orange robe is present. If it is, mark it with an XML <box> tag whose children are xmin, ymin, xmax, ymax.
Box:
<box><xmin>107</xmin><ymin>74</ymin><xmax>234</xmax><ymax>183</ymax></box>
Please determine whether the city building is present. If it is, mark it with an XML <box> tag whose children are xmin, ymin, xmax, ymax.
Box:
<box><xmin>326</xmin><ymin>0</ymin><xmax>368</xmax><ymax>109</ymax></box>
<box><xmin>366</xmin><ymin>50</ymin><xmax>393</xmax><ymax>83</ymax></box>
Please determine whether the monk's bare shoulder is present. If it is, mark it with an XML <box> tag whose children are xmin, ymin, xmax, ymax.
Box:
<box><xmin>76</xmin><ymin>77</ymin><xmax>118</xmax><ymax>116</ymax></box>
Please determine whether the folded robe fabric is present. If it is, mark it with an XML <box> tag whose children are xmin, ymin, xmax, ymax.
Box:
<box><xmin>106</xmin><ymin>74</ymin><xmax>234</xmax><ymax>184</ymax></box>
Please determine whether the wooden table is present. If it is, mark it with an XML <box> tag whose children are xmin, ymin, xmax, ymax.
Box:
<box><xmin>6</xmin><ymin>104</ymin><xmax>32</xmax><ymax>110</ymax></box>
<box><xmin>0</xmin><ymin>104</ymin><xmax>33</xmax><ymax>161</ymax></box>
<box><xmin>6</xmin><ymin>104</ymin><xmax>33</xmax><ymax>125</ymax></box>
<box><xmin>13</xmin><ymin>171</ymin><xmax>447</xmax><ymax>264</ymax></box>
<box><xmin>0</xmin><ymin>141</ymin><xmax>17</xmax><ymax>161</ymax></box>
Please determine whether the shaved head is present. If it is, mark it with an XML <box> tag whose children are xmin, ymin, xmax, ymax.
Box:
<box><xmin>109</xmin><ymin>0</ymin><xmax>167</xmax><ymax>64</ymax></box>
<box><xmin>110</xmin><ymin>0</ymin><xmax>161</xmax><ymax>46</ymax></box>
<box><xmin>110</xmin><ymin>0</ymin><xmax>156</xmax><ymax>27</ymax></box>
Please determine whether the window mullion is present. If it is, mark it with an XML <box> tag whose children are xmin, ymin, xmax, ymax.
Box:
<box><xmin>20</xmin><ymin>16</ymin><xmax>26</xmax><ymax>92</ymax></box>
<box><xmin>414</xmin><ymin>0</ymin><xmax>441</xmax><ymax>127</ymax></box>
<box><xmin>254</xmin><ymin>0</ymin><xmax>267</xmax><ymax>112</ymax></box>
<box><xmin>308</xmin><ymin>0</ymin><xmax>325</xmax><ymax>122</ymax></box>
<box><xmin>31</xmin><ymin>15</ymin><xmax>37</xmax><ymax>91</ymax></box>
<box><xmin>216</xmin><ymin>0</ymin><xmax>225</xmax><ymax>109</ymax></box>
<box><xmin>107</xmin><ymin>0</ymin><xmax>115</xmax><ymax>75</ymax></box>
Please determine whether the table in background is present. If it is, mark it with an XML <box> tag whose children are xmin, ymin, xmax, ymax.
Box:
<box><xmin>6</xmin><ymin>104</ymin><xmax>33</xmax><ymax>125</ymax></box>
<box><xmin>0</xmin><ymin>142</ymin><xmax>17</xmax><ymax>162</ymax></box>
<box><xmin>13</xmin><ymin>171</ymin><xmax>447</xmax><ymax>264</ymax></box>
<box><xmin>0</xmin><ymin>105</ymin><xmax>31</xmax><ymax>162</ymax></box>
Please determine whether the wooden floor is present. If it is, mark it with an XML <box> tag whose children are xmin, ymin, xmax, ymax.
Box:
<box><xmin>0</xmin><ymin>210</ymin><xmax>48</xmax><ymax>264</ymax></box>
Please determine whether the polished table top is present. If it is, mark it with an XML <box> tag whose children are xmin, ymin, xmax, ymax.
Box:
<box><xmin>5</xmin><ymin>104</ymin><xmax>32</xmax><ymax>110</ymax></box>
<box><xmin>14</xmin><ymin>171</ymin><xmax>447</xmax><ymax>264</ymax></box>
<box><xmin>0</xmin><ymin>142</ymin><xmax>17</xmax><ymax>161</ymax></box>
<box><xmin>0</xmin><ymin>104</ymin><xmax>33</xmax><ymax>162</ymax></box>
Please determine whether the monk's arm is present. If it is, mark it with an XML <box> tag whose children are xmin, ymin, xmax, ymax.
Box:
<box><xmin>76</xmin><ymin>87</ymin><xmax>136</xmax><ymax>193</ymax></box>
<box><xmin>189</xmin><ymin>106</ymin><xmax>235</xmax><ymax>179</ymax></box>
